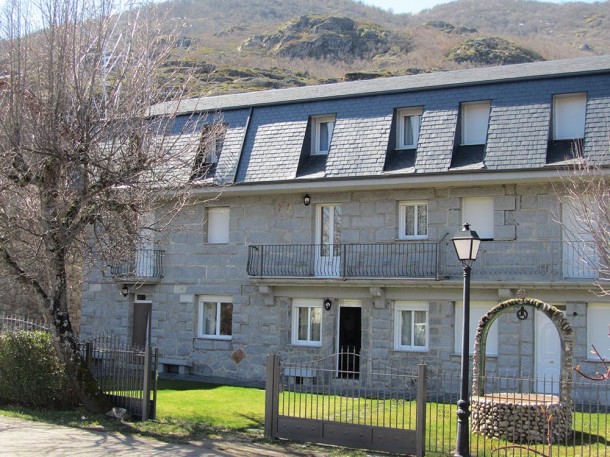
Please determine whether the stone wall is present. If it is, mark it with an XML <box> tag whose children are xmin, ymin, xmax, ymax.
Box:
<box><xmin>471</xmin><ymin>394</ymin><xmax>572</xmax><ymax>444</ymax></box>
<box><xmin>79</xmin><ymin>184</ymin><xmax>605</xmax><ymax>384</ymax></box>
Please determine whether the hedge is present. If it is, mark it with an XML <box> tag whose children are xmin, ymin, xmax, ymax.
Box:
<box><xmin>0</xmin><ymin>330</ymin><xmax>77</xmax><ymax>409</ymax></box>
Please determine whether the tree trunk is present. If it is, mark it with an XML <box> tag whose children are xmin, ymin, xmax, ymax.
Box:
<box><xmin>51</xmin><ymin>309</ymin><xmax>113</xmax><ymax>413</ymax></box>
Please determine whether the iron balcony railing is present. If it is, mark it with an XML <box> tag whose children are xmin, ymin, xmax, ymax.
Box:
<box><xmin>247</xmin><ymin>240</ymin><xmax>599</xmax><ymax>281</ymax></box>
<box><xmin>111</xmin><ymin>249</ymin><xmax>164</xmax><ymax>279</ymax></box>
<box><xmin>247</xmin><ymin>242</ymin><xmax>440</xmax><ymax>279</ymax></box>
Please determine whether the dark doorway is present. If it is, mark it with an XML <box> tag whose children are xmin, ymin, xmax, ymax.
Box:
<box><xmin>133</xmin><ymin>301</ymin><xmax>152</xmax><ymax>347</ymax></box>
<box><xmin>338</xmin><ymin>306</ymin><xmax>361</xmax><ymax>379</ymax></box>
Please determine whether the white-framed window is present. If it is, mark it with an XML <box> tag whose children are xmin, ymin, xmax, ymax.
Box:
<box><xmin>206</xmin><ymin>206</ymin><xmax>229</xmax><ymax>243</ymax></box>
<box><xmin>312</xmin><ymin>115</ymin><xmax>335</xmax><ymax>155</ymax></box>
<box><xmin>396</xmin><ymin>107</ymin><xmax>422</xmax><ymax>149</ymax></box>
<box><xmin>462</xmin><ymin>196</ymin><xmax>494</xmax><ymax>239</ymax></box>
<box><xmin>454</xmin><ymin>301</ymin><xmax>499</xmax><ymax>356</ymax></box>
<box><xmin>399</xmin><ymin>201</ymin><xmax>428</xmax><ymax>239</ymax></box>
<box><xmin>394</xmin><ymin>302</ymin><xmax>429</xmax><ymax>351</ymax></box>
<box><xmin>553</xmin><ymin>93</ymin><xmax>586</xmax><ymax>140</ymax></box>
<box><xmin>292</xmin><ymin>299</ymin><xmax>322</xmax><ymax>346</ymax></box>
<box><xmin>198</xmin><ymin>295</ymin><xmax>233</xmax><ymax>339</ymax></box>
<box><xmin>461</xmin><ymin>101</ymin><xmax>491</xmax><ymax>146</ymax></box>
<box><xmin>586</xmin><ymin>304</ymin><xmax>610</xmax><ymax>361</ymax></box>
<box><xmin>200</xmin><ymin>124</ymin><xmax>226</xmax><ymax>164</ymax></box>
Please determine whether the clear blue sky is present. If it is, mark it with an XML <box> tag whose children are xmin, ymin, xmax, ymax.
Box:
<box><xmin>361</xmin><ymin>0</ymin><xmax>605</xmax><ymax>14</ymax></box>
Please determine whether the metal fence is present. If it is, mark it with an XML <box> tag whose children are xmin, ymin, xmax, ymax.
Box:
<box><xmin>0</xmin><ymin>316</ymin><xmax>157</xmax><ymax>420</ymax></box>
<box><xmin>0</xmin><ymin>314</ymin><xmax>49</xmax><ymax>332</ymax></box>
<box><xmin>264</xmin><ymin>354</ymin><xmax>610</xmax><ymax>456</ymax></box>
<box><xmin>425</xmin><ymin>368</ymin><xmax>609</xmax><ymax>456</ymax></box>
<box><xmin>265</xmin><ymin>349</ymin><xmax>426</xmax><ymax>455</ymax></box>
<box><xmin>81</xmin><ymin>335</ymin><xmax>158</xmax><ymax>420</ymax></box>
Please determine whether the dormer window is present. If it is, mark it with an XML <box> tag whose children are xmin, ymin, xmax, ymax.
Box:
<box><xmin>396</xmin><ymin>108</ymin><xmax>422</xmax><ymax>149</ymax></box>
<box><xmin>312</xmin><ymin>115</ymin><xmax>335</xmax><ymax>155</ymax></box>
<box><xmin>192</xmin><ymin>124</ymin><xmax>226</xmax><ymax>179</ymax></box>
<box><xmin>553</xmin><ymin>93</ymin><xmax>586</xmax><ymax>140</ymax></box>
<box><xmin>460</xmin><ymin>101</ymin><xmax>490</xmax><ymax>145</ymax></box>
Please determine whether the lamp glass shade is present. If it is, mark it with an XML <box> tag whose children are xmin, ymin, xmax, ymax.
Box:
<box><xmin>452</xmin><ymin>224</ymin><xmax>481</xmax><ymax>262</ymax></box>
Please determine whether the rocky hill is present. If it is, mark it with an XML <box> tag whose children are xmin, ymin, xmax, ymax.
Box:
<box><xmin>159</xmin><ymin>0</ymin><xmax>610</xmax><ymax>96</ymax></box>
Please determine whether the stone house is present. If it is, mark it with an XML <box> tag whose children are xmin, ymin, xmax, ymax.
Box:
<box><xmin>81</xmin><ymin>55</ymin><xmax>610</xmax><ymax>391</ymax></box>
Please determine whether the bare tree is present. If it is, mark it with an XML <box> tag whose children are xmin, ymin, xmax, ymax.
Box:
<box><xmin>558</xmin><ymin>149</ymin><xmax>610</xmax><ymax>297</ymax></box>
<box><xmin>0</xmin><ymin>0</ymin><xmax>211</xmax><ymax>410</ymax></box>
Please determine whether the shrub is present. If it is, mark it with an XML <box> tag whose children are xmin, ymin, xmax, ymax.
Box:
<box><xmin>0</xmin><ymin>330</ymin><xmax>77</xmax><ymax>409</ymax></box>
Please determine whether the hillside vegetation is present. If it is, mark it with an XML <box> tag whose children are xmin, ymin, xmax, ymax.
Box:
<box><xmin>159</xmin><ymin>0</ymin><xmax>610</xmax><ymax>96</ymax></box>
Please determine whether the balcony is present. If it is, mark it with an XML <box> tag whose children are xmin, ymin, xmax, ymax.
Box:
<box><xmin>247</xmin><ymin>241</ymin><xmax>598</xmax><ymax>282</ymax></box>
<box><xmin>111</xmin><ymin>249</ymin><xmax>164</xmax><ymax>282</ymax></box>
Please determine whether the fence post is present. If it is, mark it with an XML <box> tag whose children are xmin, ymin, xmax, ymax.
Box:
<box><xmin>416</xmin><ymin>364</ymin><xmax>427</xmax><ymax>457</ymax></box>
<box><xmin>264</xmin><ymin>353</ymin><xmax>280</xmax><ymax>439</ymax></box>
<box><xmin>151</xmin><ymin>347</ymin><xmax>158</xmax><ymax>420</ymax></box>
<box><xmin>85</xmin><ymin>342</ymin><xmax>93</xmax><ymax>371</ymax></box>
<box><xmin>142</xmin><ymin>345</ymin><xmax>151</xmax><ymax>421</ymax></box>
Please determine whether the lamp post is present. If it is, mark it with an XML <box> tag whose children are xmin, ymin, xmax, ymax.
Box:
<box><xmin>451</xmin><ymin>223</ymin><xmax>481</xmax><ymax>457</ymax></box>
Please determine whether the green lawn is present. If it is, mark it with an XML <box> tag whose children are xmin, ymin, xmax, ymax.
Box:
<box><xmin>1</xmin><ymin>378</ymin><xmax>608</xmax><ymax>457</ymax></box>
<box><xmin>155</xmin><ymin>379</ymin><xmax>266</xmax><ymax>429</ymax></box>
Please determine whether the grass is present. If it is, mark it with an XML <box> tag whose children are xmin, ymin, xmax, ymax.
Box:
<box><xmin>155</xmin><ymin>379</ymin><xmax>266</xmax><ymax>429</ymax></box>
<box><xmin>1</xmin><ymin>378</ymin><xmax>608</xmax><ymax>457</ymax></box>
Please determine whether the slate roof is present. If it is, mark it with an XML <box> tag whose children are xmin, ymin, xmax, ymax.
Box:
<box><xmin>159</xmin><ymin>56</ymin><xmax>610</xmax><ymax>184</ymax></box>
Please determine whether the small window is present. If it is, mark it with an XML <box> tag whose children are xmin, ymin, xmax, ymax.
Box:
<box><xmin>553</xmin><ymin>93</ymin><xmax>586</xmax><ymax>140</ymax></box>
<box><xmin>292</xmin><ymin>299</ymin><xmax>322</xmax><ymax>346</ymax></box>
<box><xmin>396</xmin><ymin>108</ymin><xmax>422</xmax><ymax>149</ymax></box>
<box><xmin>207</xmin><ymin>207</ymin><xmax>229</xmax><ymax>243</ymax></box>
<box><xmin>461</xmin><ymin>101</ymin><xmax>490</xmax><ymax>146</ymax></box>
<box><xmin>587</xmin><ymin>304</ymin><xmax>610</xmax><ymax>361</ymax></box>
<box><xmin>394</xmin><ymin>302</ymin><xmax>428</xmax><ymax>351</ymax></box>
<box><xmin>193</xmin><ymin>124</ymin><xmax>226</xmax><ymax>179</ymax></box>
<box><xmin>454</xmin><ymin>302</ymin><xmax>499</xmax><ymax>355</ymax></box>
<box><xmin>312</xmin><ymin>115</ymin><xmax>335</xmax><ymax>155</ymax></box>
<box><xmin>399</xmin><ymin>202</ymin><xmax>428</xmax><ymax>239</ymax></box>
<box><xmin>462</xmin><ymin>196</ymin><xmax>494</xmax><ymax>239</ymax></box>
<box><xmin>198</xmin><ymin>296</ymin><xmax>233</xmax><ymax>339</ymax></box>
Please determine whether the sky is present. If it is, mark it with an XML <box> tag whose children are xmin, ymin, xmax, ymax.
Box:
<box><xmin>360</xmin><ymin>0</ymin><xmax>605</xmax><ymax>14</ymax></box>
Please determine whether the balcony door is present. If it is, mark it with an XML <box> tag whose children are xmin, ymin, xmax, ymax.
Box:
<box><xmin>562</xmin><ymin>202</ymin><xmax>597</xmax><ymax>278</ymax></box>
<box><xmin>137</xmin><ymin>212</ymin><xmax>154</xmax><ymax>277</ymax></box>
<box><xmin>315</xmin><ymin>204</ymin><xmax>341</xmax><ymax>277</ymax></box>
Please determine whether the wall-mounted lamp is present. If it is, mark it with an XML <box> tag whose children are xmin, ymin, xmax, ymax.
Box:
<box><xmin>323</xmin><ymin>298</ymin><xmax>332</xmax><ymax>311</ymax></box>
<box><xmin>303</xmin><ymin>194</ymin><xmax>311</xmax><ymax>206</ymax></box>
<box><xmin>120</xmin><ymin>284</ymin><xmax>129</xmax><ymax>297</ymax></box>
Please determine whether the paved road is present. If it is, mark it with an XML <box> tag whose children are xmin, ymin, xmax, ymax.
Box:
<box><xmin>0</xmin><ymin>416</ymin><xmax>298</xmax><ymax>456</ymax></box>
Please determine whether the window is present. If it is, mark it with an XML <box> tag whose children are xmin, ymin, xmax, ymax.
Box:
<box><xmin>312</xmin><ymin>115</ymin><xmax>335</xmax><ymax>155</ymax></box>
<box><xmin>562</xmin><ymin>200</ymin><xmax>598</xmax><ymax>278</ymax></box>
<box><xmin>462</xmin><ymin>196</ymin><xmax>494</xmax><ymax>239</ymax></box>
<box><xmin>587</xmin><ymin>304</ymin><xmax>610</xmax><ymax>361</ymax></box>
<box><xmin>394</xmin><ymin>302</ymin><xmax>428</xmax><ymax>351</ymax></box>
<box><xmin>553</xmin><ymin>93</ymin><xmax>586</xmax><ymax>140</ymax></box>
<box><xmin>292</xmin><ymin>299</ymin><xmax>322</xmax><ymax>346</ymax></box>
<box><xmin>198</xmin><ymin>296</ymin><xmax>233</xmax><ymax>339</ymax></box>
<box><xmin>192</xmin><ymin>124</ymin><xmax>226</xmax><ymax>179</ymax></box>
<box><xmin>397</xmin><ymin>108</ymin><xmax>422</xmax><ymax>149</ymax></box>
<box><xmin>207</xmin><ymin>207</ymin><xmax>229</xmax><ymax>243</ymax></box>
<box><xmin>460</xmin><ymin>101</ymin><xmax>490</xmax><ymax>145</ymax></box>
<box><xmin>399</xmin><ymin>202</ymin><xmax>428</xmax><ymax>239</ymax></box>
<box><xmin>454</xmin><ymin>301</ymin><xmax>499</xmax><ymax>355</ymax></box>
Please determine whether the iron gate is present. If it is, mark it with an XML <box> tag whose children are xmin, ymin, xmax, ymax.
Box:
<box><xmin>264</xmin><ymin>350</ymin><xmax>426</xmax><ymax>455</ymax></box>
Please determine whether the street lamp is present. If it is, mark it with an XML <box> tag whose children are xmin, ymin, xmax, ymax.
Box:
<box><xmin>451</xmin><ymin>223</ymin><xmax>481</xmax><ymax>457</ymax></box>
